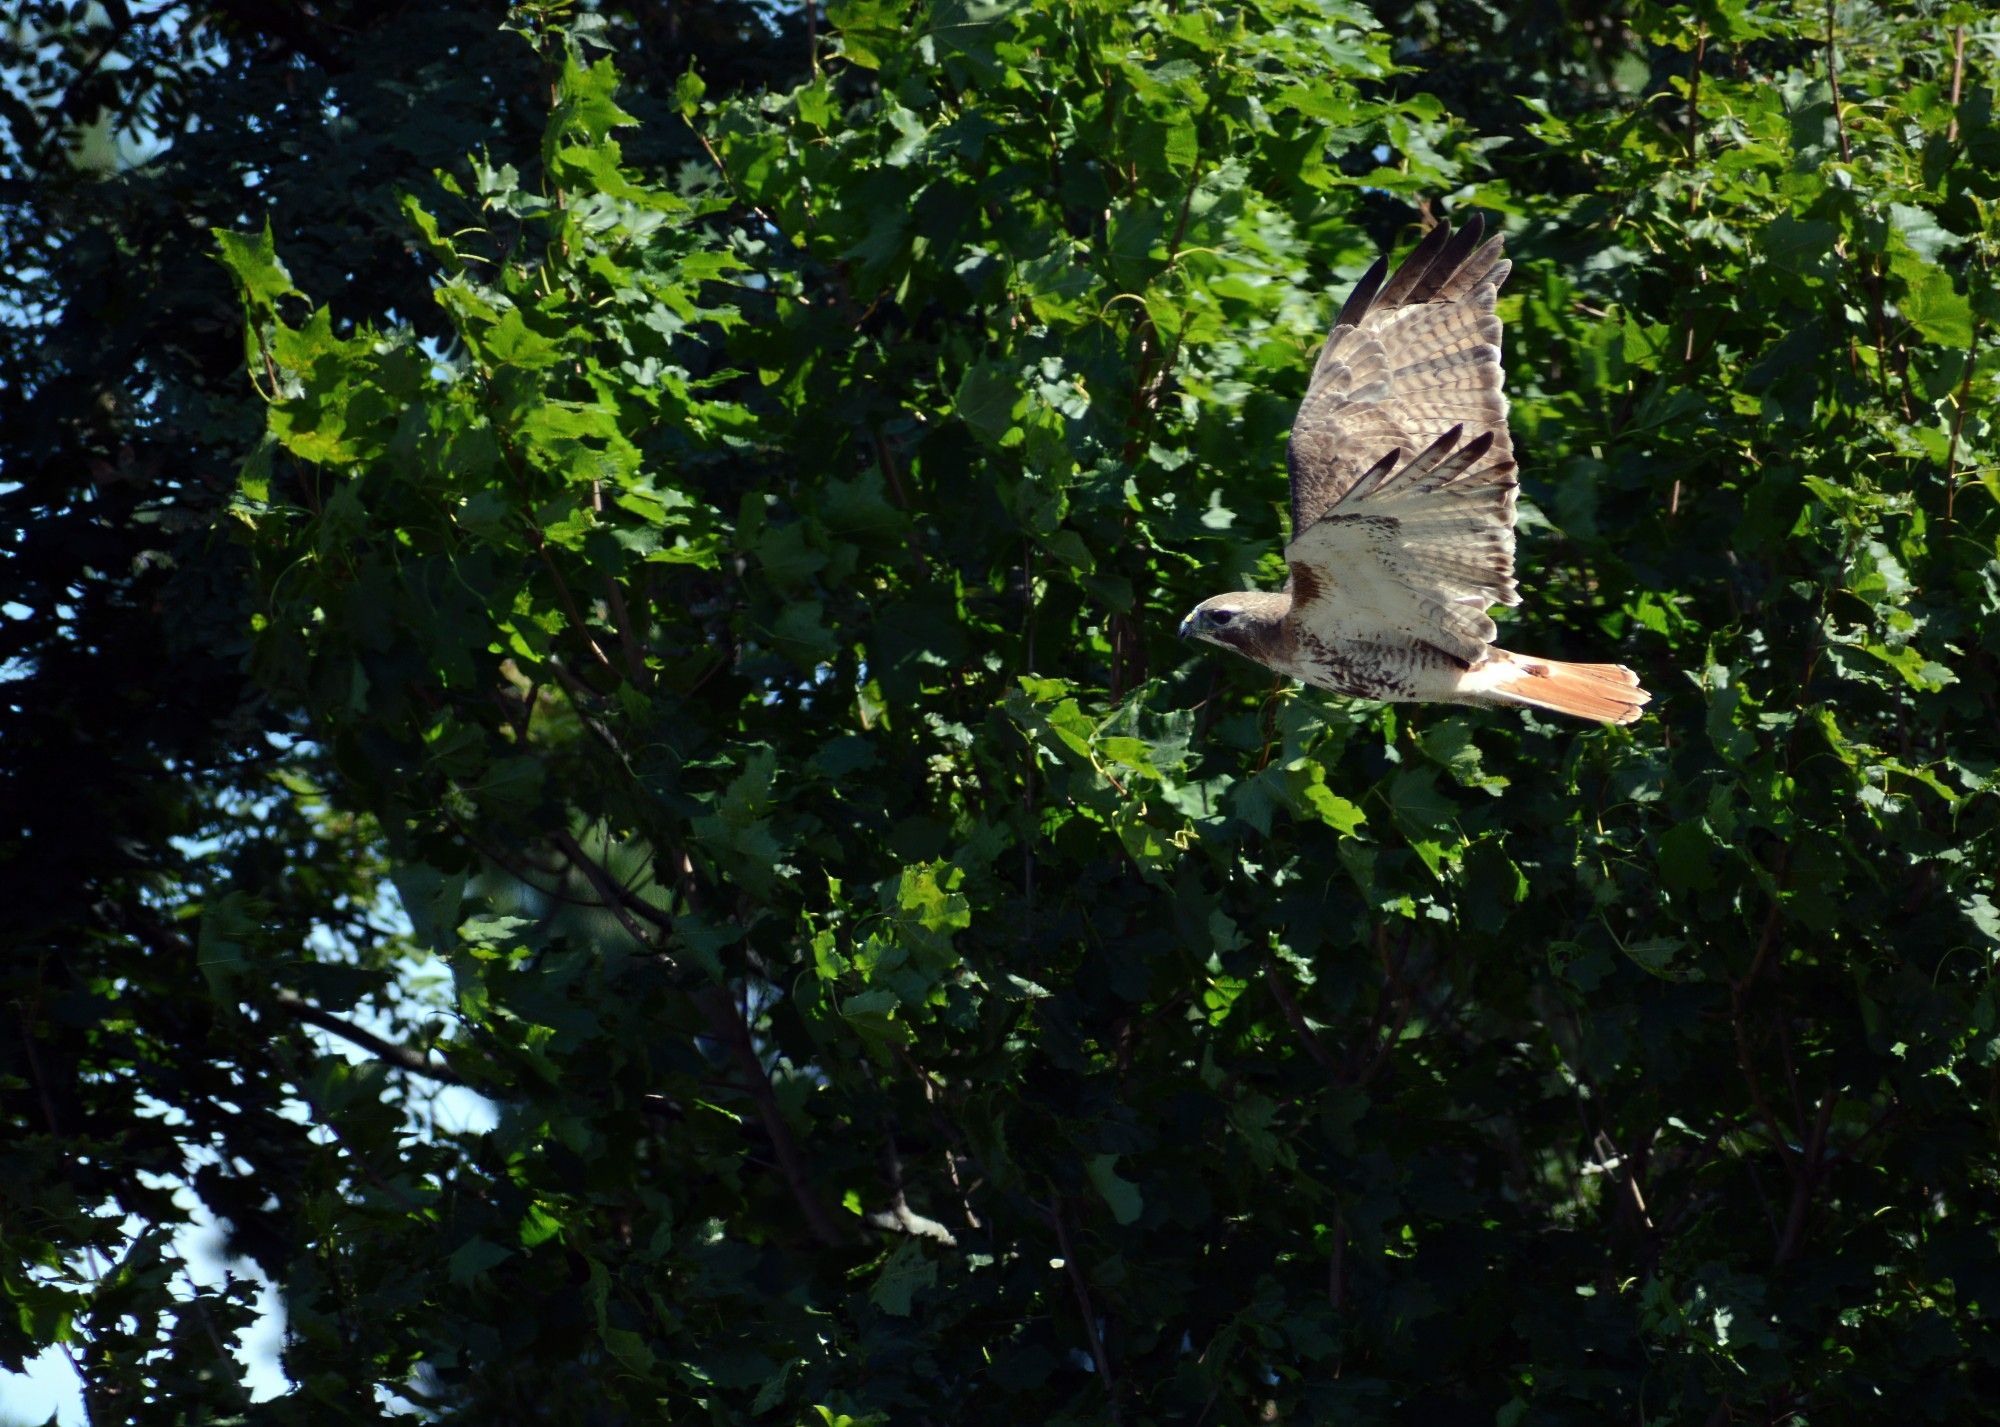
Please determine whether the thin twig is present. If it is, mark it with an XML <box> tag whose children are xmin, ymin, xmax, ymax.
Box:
<box><xmin>1678</xmin><ymin>22</ymin><xmax>1709</xmax><ymax>380</ymax></box>
<box><xmin>1846</xmin><ymin>1097</ymin><xmax>1901</xmax><ymax>1166</ymax></box>
<box><xmin>543</xmin><ymin>657</ymin><xmax>631</xmax><ymax>765</ymax></box>
<box><xmin>1685</xmin><ymin>22</ymin><xmax>1706</xmax><ymax>163</ymax></box>
<box><xmin>1744</xmin><ymin>1155</ymin><xmax>1782</xmax><ymax>1244</ymax></box>
<box><xmin>534</xmin><ymin>822</ymin><xmax>841</xmax><ymax>1251</ymax></box>
<box><xmin>180</xmin><ymin>1270</ymin><xmax>234</xmax><ymax>1362</ymax></box>
<box><xmin>1591</xmin><ymin>1128</ymin><xmax>1656</xmax><ymax>1232</ymax></box>
<box><xmin>529</xmin><ymin>527</ymin><xmax>618</xmax><ymax>676</ymax></box>
<box><xmin>893</xmin><ymin>1046</ymin><xmax>986</xmax><ymax>1230</ymax></box>
<box><xmin>26</xmin><ymin>6</ymin><xmax>146</xmax><ymax>168</ymax></box>
<box><xmin>473</xmin><ymin>378</ymin><xmax>617</xmax><ymax>680</ymax></box>
<box><xmin>1352</xmin><ymin>928</ymin><xmax>1415</xmax><ymax>1088</ymax></box>
<box><xmin>550</xmin><ymin>827</ymin><xmax>660</xmax><ymax>953</ymax></box>
<box><xmin>1328</xmin><ymin>1203</ymin><xmax>1346</xmax><ymax>1311</ymax></box>
<box><xmin>446</xmin><ymin>812</ymin><xmax>606</xmax><ymax>915</ymax></box>
<box><xmin>17</xmin><ymin>1000</ymin><xmax>63</xmax><ymax>1134</ymax></box>
<box><xmin>1051</xmin><ymin>1199</ymin><xmax>1122</xmax><ymax>1424</ymax></box>
<box><xmin>683</xmin><ymin>117</ymin><xmax>780</xmax><ymax>232</ymax></box>
<box><xmin>1775</xmin><ymin>1093</ymin><xmax>1834</xmax><ymax>1264</ymax></box>
<box><xmin>294</xmin><ymin>1077</ymin><xmax>424</xmax><ymax>1213</ymax></box>
<box><xmin>1946</xmin><ymin>25</ymin><xmax>1967</xmax><ymax>144</ymax></box>
<box><xmin>1732</xmin><ymin>997</ymin><xmax>1799</xmax><ymax>1173</ymax></box>
<box><xmin>871</xmin><ymin>428</ymin><xmax>933</xmax><ymax>576</ymax></box>
<box><xmin>1359</xmin><ymin>1002</ymin><xmax>1415</xmax><ymax>1088</ymax></box>
<box><xmin>1773</xmin><ymin>1009</ymin><xmax>1809</xmax><ymax>1129</ymax></box>
<box><xmin>1822</xmin><ymin>5</ymin><xmax>1905</xmax><ymax>412</ymax></box>
<box><xmin>1022</xmin><ymin>544</ymin><xmax>1038</xmax><ymax>937</ymax></box>
<box><xmin>1741</xmin><ymin>895</ymin><xmax>1783</xmax><ymax>993</ymax></box>
<box><xmin>1825</xmin><ymin>0</ymin><xmax>1852</xmax><ymax>165</ymax></box>
<box><xmin>1118</xmin><ymin>156</ymin><xmax>1204</xmax><ymax>462</ymax></box>
<box><xmin>1943</xmin><ymin>317</ymin><xmax>1980</xmax><ymax>525</ymax></box>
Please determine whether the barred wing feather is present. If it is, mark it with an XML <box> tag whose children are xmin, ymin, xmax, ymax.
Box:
<box><xmin>1284</xmin><ymin>426</ymin><xmax>1520</xmax><ymax>667</ymax></box>
<box><xmin>1287</xmin><ymin>216</ymin><xmax>1515</xmax><ymax>535</ymax></box>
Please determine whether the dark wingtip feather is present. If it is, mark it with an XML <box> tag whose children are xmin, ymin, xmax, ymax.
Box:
<box><xmin>1407</xmin><ymin>216</ymin><xmax>1489</xmax><ymax>303</ymax></box>
<box><xmin>1334</xmin><ymin>254</ymin><xmax>1389</xmax><ymax>329</ymax></box>
<box><xmin>1431</xmin><ymin>233</ymin><xmax>1511</xmax><ymax>303</ymax></box>
<box><xmin>1337</xmin><ymin>447</ymin><xmax>1404</xmax><ymax>508</ymax></box>
<box><xmin>1407</xmin><ymin>424</ymin><xmax>1467</xmax><ymax>470</ymax></box>
<box><xmin>1373</xmin><ymin>220</ymin><xmax>1454</xmax><ymax>308</ymax></box>
<box><xmin>1402</xmin><ymin>424</ymin><xmax>1498</xmax><ymax>487</ymax></box>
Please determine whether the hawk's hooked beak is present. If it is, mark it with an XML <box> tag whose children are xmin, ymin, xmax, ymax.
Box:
<box><xmin>1178</xmin><ymin>612</ymin><xmax>1196</xmax><ymax>640</ymax></box>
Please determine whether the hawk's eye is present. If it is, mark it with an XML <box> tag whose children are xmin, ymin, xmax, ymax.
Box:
<box><xmin>1209</xmin><ymin>609</ymin><xmax>1234</xmax><ymax>626</ymax></box>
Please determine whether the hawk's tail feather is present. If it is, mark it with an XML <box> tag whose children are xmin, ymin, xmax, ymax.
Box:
<box><xmin>1471</xmin><ymin>651</ymin><xmax>1650</xmax><ymax>726</ymax></box>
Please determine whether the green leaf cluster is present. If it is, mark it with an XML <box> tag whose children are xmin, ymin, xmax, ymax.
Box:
<box><xmin>7</xmin><ymin>1</ymin><xmax>2000</xmax><ymax>1423</ymax></box>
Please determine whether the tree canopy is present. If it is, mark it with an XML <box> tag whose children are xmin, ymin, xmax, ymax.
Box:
<box><xmin>5</xmin><ymin>0</ymin><xmax>1999</xmax><ymax>1422</ymax></box>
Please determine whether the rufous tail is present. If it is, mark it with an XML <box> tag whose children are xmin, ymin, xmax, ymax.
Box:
<box><xmin>1471</xmin><ymin>650</ymin><xmax>1650</xmax><ymax>725</ymax></box>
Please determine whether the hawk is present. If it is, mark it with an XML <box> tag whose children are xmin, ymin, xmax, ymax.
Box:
<box><xmin>1179</xmin><ymin>215</ymin><xmax>1650</xmax><ymax>725</ymax></box>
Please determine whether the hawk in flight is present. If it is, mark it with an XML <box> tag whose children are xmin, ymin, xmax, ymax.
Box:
<box><xmin>1179</xmin><ymin>216</ymin><xmax>1649</xmax><ymax>725</ymax></box>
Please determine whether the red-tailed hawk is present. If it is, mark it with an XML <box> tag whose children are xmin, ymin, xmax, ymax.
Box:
<box><xmin>1179</xmin><ymin>215</ymin><xmax>1650</xmax><ymax>725</ymax></box>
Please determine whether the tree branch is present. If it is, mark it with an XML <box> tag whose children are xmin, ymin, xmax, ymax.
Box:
<box><xmin>1264</xmin><ymin>966</ymin><xmax>1340</xmax><ymax>1074</ymax></box>
<box><xmin>1775</xmin><ymin>1093</ymin><xmax>1834</xmax><ymax>1264</ymax></box>
<box><xmin>551</xmin><ymin>807</ymin><xmax>840</xmax><ymax>1245</ymax></box>
<box><xmin>601</xmin><ymin>576</ymin><xmax>648</xmax><ymax>684</ymax></box>
<box><xmin>700</xmin><ymin>988</ymin><xmax>847</xmax><ymax>1247</ymax></box>
<box><xmin>550</xmin><ymin>826</ymin><xmax>676</xmax><ymax>938</ymax></box>
<box><xmin>1731</xmin><ymin>897</ymin><xmax>1800</xmax><ymax>1174</ymax></box>
<box><xmin>550</xmin><ymin>828</ymin><xmax>840</xmax><ymax>1245</ymax></box>
<box><xmin>271</xmin><ymin>989</ymin><xmax>462</xmax><ymax>1084</ymax></box>
<box><xmin>1328</xmin><ymin>1203</ymin><xmax>1346</xmax><ymax>1311</ymax></box>
<box><xmin>528</xmin><ymin>527</ymin><xmax>619</xmax><ymax>677</ymax></box>
<box><xmin>25</xmin><ymin>6</ymin><xmax>148</xmax><ymax>169</ymax></box>
<box><xmin>543</xmin><ymin>657</ymin><xmax>632</xmax><ymax>766</ymax></box>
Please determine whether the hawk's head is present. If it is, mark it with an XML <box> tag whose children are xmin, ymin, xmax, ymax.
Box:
<box><xmin>1177</xmin><ymin>591</ymin><xmax>1290</xmax><ymax>656</ymax></box>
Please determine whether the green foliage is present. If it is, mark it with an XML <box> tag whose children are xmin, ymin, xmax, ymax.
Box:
<box><xmin>9</xmin><ymin>0</ymin><xmax>2000</xmax><ymax>1423</ymax></box>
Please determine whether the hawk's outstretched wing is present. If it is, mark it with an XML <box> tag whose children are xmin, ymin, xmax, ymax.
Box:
<box><xmin>1288</xmin><ymin>216</ymin><xmax>1514</xmax><ymax>533</ymax></box>
<box><xmin>1283</xmin><ymin>217</ymin><xmax>1519</xmax><ymax>664</ymax></box>
<box><xmin>1284</xmin><ymin>425</ymin><xmax>1519</xmax><ymax>667</ymax></box>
